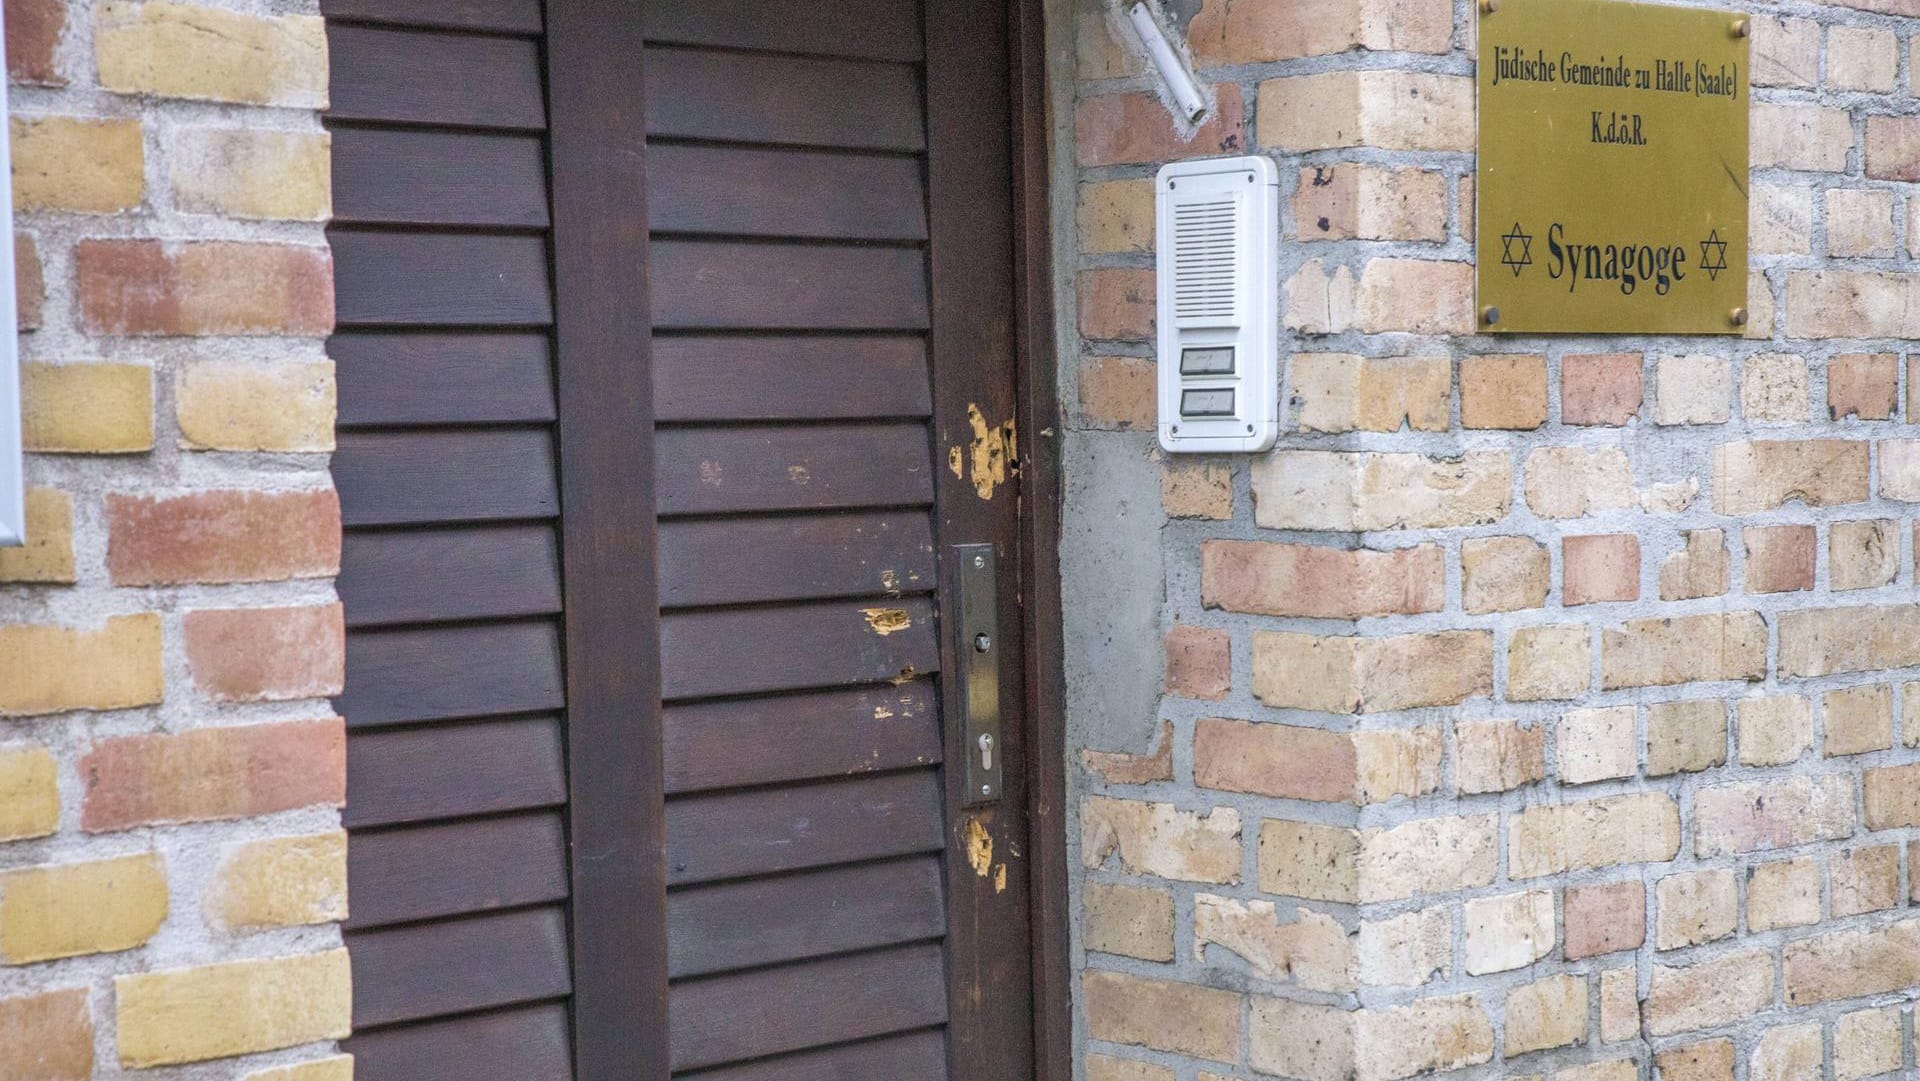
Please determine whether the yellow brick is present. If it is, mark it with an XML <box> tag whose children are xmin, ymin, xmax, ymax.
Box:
<box><xmin>0</xmin><ymin>746</ymin><xmax>58</xmax><ymax>841</ymax></box>
<box><xmin>208</xmin><ymin>831</ymin><xmax>348</xmax><ymax>932</ymax></box>
<box><xmin>170</xmin><ymin>129</ymin><xmax>331</xmax><ymax>221</ymax></box>
<box><xmin>0</xmin><ymin>615</ymin><xmax>163</xmax><ymax>715</ymax></box>
<box><xmin>115</xmin><ymin>949</ymin><xmax>352</xmax><ymax>1067</ymax></box>
<box><xmin>176</xmin><ymin>361</ymin><xmax>336</xmax><ymax>452</ymax></box>
<box><xmin>0</xmin><ymin>489</ymin><xmax>76</xmax><ymax>583</ymax></box>
<box><xmin>95</xmin><ymin>2</ymin><xmax>327</xmax><ymax>107</ymax></box>
<box><xmin>1088</xmin><ymin>1055</ymin><xmax>1170</xmax><ymax>1081</ymax></box>
<box><xmin>10</xmin><ymin>116</ymin><xmax>144</xmax><ymax>213</ymax></box>
<box><xmin>1083</xmin><ymin>970</ymin><xmax>1240</xmax><ymax>1062</ymax></box>
<box><xmin>1259</xmin><ymin>71</ymin><xmax>1474</xmax><ymax>152</ymax></box>
<box><xmin>0</xmin><ymin>853</ymin><xmax>168</xmax><ymax>963</ymax></box>
<box><xmin>21</xmin><ymin>363</ymin><xmax>153</xmax><ymax>454</ymax></box>
<box><xmin>245</xmin><ymin>1056</ymin><xmax>354</xmax><ymax>1081</ymax></box>
<box><xmin>1078</xmin><ymin>178</ymin><xmax>1154</xmax><ymax>255</ymax></box>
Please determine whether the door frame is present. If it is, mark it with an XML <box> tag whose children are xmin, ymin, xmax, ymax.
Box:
<box><xmin>540</xmin><ymin>4</ymin><xmax>1068</xmax><ymax>1081</ymax></box>
<box><xmin>1007</xmin><ymin>0</ymin><xmax>1072</xmax><ymax>1079</ymax></box>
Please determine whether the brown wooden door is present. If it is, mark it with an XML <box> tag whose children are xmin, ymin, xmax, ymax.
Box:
<box><xmin>325</xmin><ymin>3</ymin><xmax>1039</xmax><ymax>1079</ymax></box>
<box><xmin>644</xmin><ymin>5</ymin><xmax>1035</xmax><ymax>1079</ymax></box>
<box><xmin>322</xmin><ymin>4</ymin><xmax>575</xmax><ymax>1079</ymax></box>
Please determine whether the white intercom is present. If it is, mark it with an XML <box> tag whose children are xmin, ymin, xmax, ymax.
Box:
<box><xmin>1155</xmin><ymin>155</ymin><xmax>1278</xmax><ymax>454</ymax></box>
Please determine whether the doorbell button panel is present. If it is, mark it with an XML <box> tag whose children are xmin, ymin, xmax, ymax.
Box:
<box><xmin>1155</xmin><ymin>155</ymin><xmax>1279</xmax><ymax>454</ymax></box>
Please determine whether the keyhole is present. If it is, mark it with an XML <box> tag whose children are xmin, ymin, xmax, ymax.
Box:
<box><xmin>978</xmin><ymin>733</ymin><xmax>994</xmax><ymax>771</ymax></box>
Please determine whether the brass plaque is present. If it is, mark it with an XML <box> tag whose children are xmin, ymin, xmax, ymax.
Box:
<box><xmin>1477</xmin><ymin>0</ymin><xmax>1749</xmax><ymax>334</ymax></box>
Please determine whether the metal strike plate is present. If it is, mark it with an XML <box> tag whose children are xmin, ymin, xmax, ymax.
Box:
<box><xmin>955</xmin><ymin>543</ymin><xmax>1001</xmax><ymax>806</ymax></box>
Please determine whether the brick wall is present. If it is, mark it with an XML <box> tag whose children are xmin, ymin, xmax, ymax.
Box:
<box><xmin>0</xmin><ymin>2</ymin><xmax>345</xmax><ymax>1080</ymax></box>
<box><xmin>1065</xmin><ymin>1</ymin><xmax>1920</xmax><ymax>1080</ymax></box>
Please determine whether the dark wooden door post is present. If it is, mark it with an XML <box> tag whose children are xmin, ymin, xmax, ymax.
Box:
<box><xmin>546</xmin><ymin>5</ymin><xmax>670</xmax><ymax>1079</ymax></box>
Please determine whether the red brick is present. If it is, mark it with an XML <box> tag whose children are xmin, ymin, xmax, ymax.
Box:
<box><xmin>1201</xmin><ymin>539</ymin><xmax>1443</xmax><ymax>619</ymax></box>
<box><xmin>1830</xmin><ymin>353</ymin><xmax>1899</xmax><ymax>420</ymax></box>
<box><xmin>105</xmin><ymin>489</ymin><xmax>340</xmax><ymax>586</ymax></box>
<box><xmin>1564</xmin><ymin>880</ymin><xmax>1646</xmax><ymax>959</ymax></box>
<box><xmin>80</xmin><ymin>719</ymin><xmax>345</xmax><ymax>832</ymax></box>
<box><xmin>5</xmin><ymin>0</ymin><xmax>64</xmax><ymax>86</ymax></box>
<box><xmin>0</xmin><ymin>987</ymin><xmax>92</xmax><ymax>1081</ymax></box>
<box><xmin>1865</xmin><ymin>116</ymin><xmax>1920</xmax><ymax>181</ymax></box>
<box><xmin>1078</xmin><ymin>269</ymin><xmax>1155</xmax><ymax>342</ymax></box>
<box><xmin>15</xmin><ymin>232</ymin><xmax>42</xmax><ymax>331</ymax></box>
<box><xmin>1563</xmin><ymin>535</ymin><xmax>1640</xmax><ymax>606</ymax></box>
<box><xmin>1079</xmin><ymin>355</ymin><xmax>1156</xmax><ymax>429</ymax></box>
<box><xmin>1165</xmin><ymin>626</ymin><xmax>1230</xmax><ymax>701</ymax></box>
<box><xmin>1744</xmin><ymin>524</ymin><xmax>1816</xmax><ymax>594</ymax></box>
<box><xmin>184</xmin><ymin>604</ymin><xmax>344</xmax><ymax>702</ymax></box>
<box><xmin>1194</xmin><ymin>717</ymin><xmax>1355</xmax><ymax>803</ymax></box>
<box><xmin>1076</xmin><ymin>85</ymin><xmax>1245</xmax><ymax>167</ymax></box>
<box><xmin>1560</xmin><ymin>353</ymin><xmax>1643</xmax><ymax>426</ymax></box>
<box><xmin>75</xmin><ymin>239</ymin><xmax>332</xmax><ymax>336</ymax></box>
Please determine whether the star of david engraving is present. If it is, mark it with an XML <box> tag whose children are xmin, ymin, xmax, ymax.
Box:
<box><xmin>1699</xmin><ymin>229</ymin><xmax>1730</xmax><ymax>281</ymax></box>
<box><xmin>1500</xmin><ymin>222</ymin><xmax>1533</xmax><ymax>277</ymax></box>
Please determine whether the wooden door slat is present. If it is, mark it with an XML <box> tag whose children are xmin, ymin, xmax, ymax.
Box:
<box><xmin>642</xmin><ymin>1</ymin><xmax>922</xmax><ymax>62</ymax></box>
<box><xmin>347</xmin><ymin>811</ymin><xmax>569</xmax><ymax>929</ymax></box>
<box><xmin>646</xmin><ymin>47</ymin><xmax>924</xmax><ymax>151</ymax></box>
<box><xmin>664</xmin><ymin>769</ymin><xmax>944</xmax><ymax>886</ymax></box>
<box><xmin>328</xmin><ymin>25</ymin><xmax>545</xmax><ymax>129</ymax></box>
<box><xmin>655</xmin><ymin>423</ymin><xmax>933</xmax><ymax>517</ymax></box>
<box><xmin>339</xmin><ymin>620</ymin><xmax>565</xmax><ymax>727</ymax></box>
<box><xmin>331</xmin><ymin>128</ymin><xmax>549</xmax><ymax>228</ymax></box>
<box><xmin>651</xmin><ymin>241</ymin><xmax>928</xmax><ymax>331</ymax></box>
<box><xmin>672</xmin><ymin>1030</ymin><xmax>947</xmax><ymax>1081</ymax></box>
<box><xmin>332</xmin><ymin>331</ymin><xmax>554</xmax><ymax>427</ymax></box>
<box><xmin>668</xmin><ymin>943</ymin><xmax>948</xmax><ymax>1072</ymax></box>
<box><xmin>658</xmin><ymin>511</ymin><xmax>934</xmax><ymax>609</ymax></box>
<box><xmin>346</xmin><ymin>716</ymin><xmax>566</xmax><ymax>829</ymax></box>
<box><xmin>326</xmin><ymin>11</ymin><xmax>578</xmax><ymax>1079</ymax></box>
<box><xmin>341</xmin><ymin>524</ymin><xmax>562</xmax><ymax>627</ymax></box>
<box><xmin>648</xmin><ymin>145</ymin><xmax>926</xmax><ymax>241</ymax></box>
<box><xmin>349</xmin><ymin>906</ymin><xmax>572</xmax><ymax>1029</ymax></box>
<box><xmin>343</xmin><ymin>1004</ymin><xmax>573</xmax><ymax>1081</ymax></box>
<box><xmin>660</xmin><ymin>598</ymin><xmax>939</xmax><ymax>701</ymax></box>
<box><xmin>332</xmin><ymin>231</ymin><xmax>553</xmax><ymax>327</ymax></box>
<box><xmin>667</xmin><ymin>857</ymin><xmax>946</xmax><ymax>978</ymax></box>
<box><xmin>320</xmin><ymin>0</ymin><xmax>542</xmax><ymax>35</ymax></box>
<box><xmin>334</xmin><ymin>429</ymin><xmax>557</xmax><ymax>527</ymax></box>
<box><xmin>664</xmin><ymin>683</ymin><xmax>939</xmax><ymax>794</ymax></box>
<box><xmin>652</xmin><ymin>335</ymin><xmax>930</xmax><ymax>423</ymax></box>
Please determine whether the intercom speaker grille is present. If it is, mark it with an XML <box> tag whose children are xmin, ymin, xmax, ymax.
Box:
<box><xmin>1170</xmin><ymin>193</ymin><xmax>1241</xmax><ymax>327</ymax></box>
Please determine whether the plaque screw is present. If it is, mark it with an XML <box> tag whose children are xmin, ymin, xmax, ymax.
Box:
<box><xmin>1481</xmin><ymin>305</ymin><xmax>1501</xmax><ymax>326</ymax></box>
<box><xmin>1731</xmin><ymin>18</ymin><xmax>1750</xmax><ymax>37</ymax></box>
<box><xmin>1729</xmin><ymin>307</ymin><xmax>1749</xmax><ymax>328</ymax></box>
<box><xmin>1480</xmin><ymin>0</ymin><xmax>1499</xmax><ymax>13</ymax></box>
